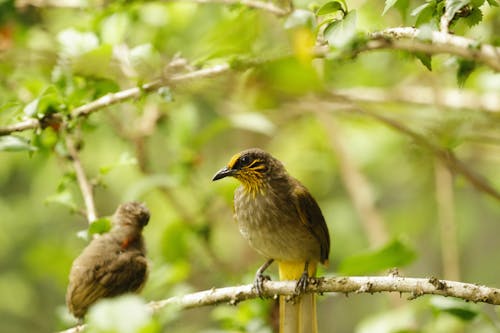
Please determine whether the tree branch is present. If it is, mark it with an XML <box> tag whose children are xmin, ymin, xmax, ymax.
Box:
<box><xmin>59</xmin><ymin>275</ymin><xmax>500</xmax><ymax>333</ymax></box>
<box><xmin>368</xmin><ymin>27</ymin><xmax>500</xmax><ymax>72</ymax></box>
<box><xmin>71</xmin><ymin>63</ymin><xmax>230</xmax><ymax>118</ymax></box>
<box><xmin>0</xmin><ymin>118</ymin><xmax>40</xmax><ymax>136</ymax></box>
<box><xmin>333</xmin><ymin>86</ymin><xmax>500</xmax><ymax>113</ymax></box>
<box><xmin>65</xmin><ymin>135</ymin><xmax>97</xmax><ymax>223</ymax></box>
<box><xmin>2</xmin><ymin>24</ymin><xmax>499</xmax><ymax>137</ymax></box>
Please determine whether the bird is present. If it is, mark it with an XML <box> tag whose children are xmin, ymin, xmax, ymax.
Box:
<box><xmin>213</xmin><ymin>148</ymin><xmax>330</xmax><ymax>333</ymax></box>
<box><xmin>66</xmin><ymin>202</ymin><xmax>150</xmax><ymax>320</ymax></box>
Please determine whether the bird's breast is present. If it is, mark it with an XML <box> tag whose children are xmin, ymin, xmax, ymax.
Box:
<box><xmin>234</xmin><ymin>186</ymin><xmax>320</xmax><ymax>262</ymax></box>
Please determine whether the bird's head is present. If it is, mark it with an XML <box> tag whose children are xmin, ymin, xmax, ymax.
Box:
<box><xmin>212</xmin><ymin>148</ymin><xmax>284</xmax><ymax>193</ymax></box>
<box><xmin>113</xmin><ymin>202</ymin><xmax>150</xmax><ymax>229</ymax></box>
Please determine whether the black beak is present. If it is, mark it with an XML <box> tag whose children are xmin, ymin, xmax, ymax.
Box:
<box><xmin>212</xmin><ymin>166</ymin><xmax>235</xmax><ymax>181</ymax></box>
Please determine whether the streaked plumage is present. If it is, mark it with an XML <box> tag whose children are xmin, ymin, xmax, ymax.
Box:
<box><xmin>213</xmin><ymin>148</ymin><xmax>331</xmax><ymax>333</ymax></box>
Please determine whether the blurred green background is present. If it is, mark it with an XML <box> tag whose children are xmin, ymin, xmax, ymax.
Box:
<box><xmin>0</xmin><ymin>0</ymin><xmax>499</xmax><ymax>332</ymax></box>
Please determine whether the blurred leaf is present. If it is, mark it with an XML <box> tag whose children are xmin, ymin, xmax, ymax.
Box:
<box><xmin>412</xmin><ymin>1</ymin><xmax>437</xmax><ymax>26</ymax></box>
<box><xmin>88</xmin><ymin>217</ymin><xmax>112</xmax><ymax>236</ymax></box>
<box><xmin>324</xmin><ymin>10</ymin><xmax>357</xmax><ymax>48</ymax></box>
<box><xmin>445</xmin><ymin>0</ymin><xmax>470</xmax><ymax>24</ymax></box>
<box><xmin>284</xmin><ymin>9</ymin><xmax>316</xmax><ymax>30</ymax></box>
<box><xmin>317</xmin><ymin>1</ymin><xmax>344</xmax><ymax>15</ymax></box>
<box><xmin>415</xmin><ymin>52</ymin><xmax>432</xmax><ymax>71</ymax></box>
<box><xmin>57</xmin><ymin>28</ymin><xmax>99</xmax><ymax>58</ymax></box>
<box><xmin>383</xmin><ymin>0</ymin><xmax>400</xmax><ymax>15</ymax></box>
<box><xmin>229</xmin><ymin>112</ymin><xmax>276</xmax><ymax>136</ymax></box>
<box><xmin>101</xmin><ymin>13</ymin><xmax>130</xmax><ymax>45</ymax></box>
<box><xmin>456</xmin><ymin>59</ymin><xmax>476</xmax><ymax>87</ymax></box>
<box><xmin>338</xmin><ymin>238</ymin><xmax>417</xmax><ymax>275</ymax></box>
<box><xmin>87</xmin><ymin>295</ymin><xmax>158</xmax><ymax>333</ymax></box>
<box><xmin>430</xmin><ymin>296</ymin><xmax>480</xmax><ymax>321</ymax></box>
<box><xmin>72</xmin><ymin>45</ymin><xmax>113</xmax><ymax>79</ymax></box>
<box><xmin>99</xmin><ymin>152</ymin><xmax>138</xmax><ymax>175</ymax></box>
<box><xmin>161</xmin><ymin>221</ymin><xmax>191</xmax><ymax>262</ymax></box>
<box><xmin>292</xmin><ymin>28</ymin><xmax>315</xmax><ymax>63</ymax></box>
<box><xmin>486</xmin><ymin>0</ymin><xmax>498</xmax><ymax>5</ymax></box>
<box><xmin>463</xmin><ymin>7</ymin><xmax>482</xmax><ymax>27</ymax></box>
<box><xmin>357</xmin><ymin>306</ymin><xmax>417</xmax><ymax>333</ymax></box>
<box><xmin>259</xmin><ymin>58</ymin><xmax>322</xmax><ymax>94</ymax></box>
<box><xmin>158</xmin><ymin>86</ymin><xmax>174</xmax><ymax>103</ymax></box>
<box><xmin>125</xmin><ymin>174</ymin><xmax>177</xmax><ymax>201</ymax></box>
<box><xmin>0</xmin><ymin>135</ymin><xmax>37</xmax><ymax>152</ymax></box>
<box><xmin>23</xmin><ymin>86</ymin><xmax>64</xmax><ymax>117</ymax></box>
<box><xmin>45</xmin><ymin>189</ymin><xmax>78</xmax><ymax>211</ymax></box>
<box><xmin>32</xmin><ymin>126</ymin><xmax>59</xmax><ymax>151</ymax></box>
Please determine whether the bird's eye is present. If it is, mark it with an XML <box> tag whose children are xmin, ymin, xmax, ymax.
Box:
<box><xmin>240</xmin><ymin>155</ymin><xmax>250</xmax><ymax>166</ymax></box>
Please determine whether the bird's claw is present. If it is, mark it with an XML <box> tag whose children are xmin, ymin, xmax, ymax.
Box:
<box><xmin>253</xmin><ymin>273</ymin><xmax>271</xmax><ymax>298</ymax></box>
<box><xmin>295</xmin><ymin>271</ymin><xmax>309</xmax><ymax>294</ymax></box>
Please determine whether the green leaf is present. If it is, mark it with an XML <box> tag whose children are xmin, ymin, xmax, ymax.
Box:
<box><xmin>87</xmin><ymin>295</ymin><xmax>157</xmax><ymax>333</ymax></box>
<box><xmin>456</xmin><ymin>59</ymin><xmax>476</xmax><ymax>87</ymax></box>
<box><xmin>411</xmin><ymin>1</ymin><xmax>433</xmax><ymax>16</ymax></box>
<box><xmin>99</xmin><ymin>152</ymin><xmax>138</xmax><ymax>175</ymax></box>
<box><xmin>338</xmin><ymin>238</ymin><xmax>417</xmax><ymax>275</ymax></box>
<box><xmin>415</xmin><ymin>52</ymin><xmax>432</xmax><ymax>71</ymax></box>
<box><xmin>45</xmin><ymin>189</ymin><xmax>77</xmax><ymax>210</ymax></box>
<box><xmin>463</xmin><ymin>7</ymin><xmax>483</xmax><ymax>26</ymax></box>
<box><xmin>383</xmin><ymin>0</ymin><xmax>399</xmax><ymax>15</ymax></box>
<box><xmin>430</xmin><ymin>296</ymin><xmax>480</xmax><ymax>321</ymax></box>
<box><xmin>284</xmin><ymin>9</ymin><xmax>316</xmax><ymax>30</ymax></box>
<box><xmin>72</xmin><ymin>45</ymin><xmax>113</xmax><ymax>79</ymax></box>
<box><xmin>57</xmin><ymin>28</ymin><xmax>99</xmax><ymax>58</ymax></box>
<box><xmin>317</xmin><ymin>1</ymin><xmax>344</xmax><ymax>15</ymax></box>
<box><xmin>101</xmin><ymin>13</ymin><xmax>130</xmax><ymax>45</ymax></box>
<box><xmin>0</xmin><ymin>135</ymin><xmax>37</xmax><ymax>152</ymax></box>
<box><xmin>444</xmin><ymin>0</ymin><xmax>470</xmax><ymax>23</ymax></box>
<box><xmin>324</xmin><ymin>10</ymin><xmax>357</xmax><ymax>48</ymax></box>
<box><xmin>412</xmin><ymin>1</ymin><xmax>437</xmax><ymax>26</ymax></box>
<box><xmin>158</xmin><ymin>86</ymin><xmax>174</xmax><ymax>103</ymax></box>
<box><xmin>23</xmin><ymin>86</ymin><xmax>63</xmax><ymax>117</ymax></box>
<box><xmin>486</xmin><ymin>0</ymin><xmax>498</xmax><ymax>6</ymax></box>
<box><xmin>229</xmin><ymin>112</ymin><xmax>276</xmax><ymax>136</ymax></box>
<box><xmin>88</xmin><ymin>217</ymin><xmax>112</xmax><ymax>236</ymax></box>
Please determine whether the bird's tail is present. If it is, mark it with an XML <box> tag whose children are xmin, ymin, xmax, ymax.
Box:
<box><xmin>278</xmin><ymin>261</ymin><xmax>318</xmax><ymax>333</ymax></box>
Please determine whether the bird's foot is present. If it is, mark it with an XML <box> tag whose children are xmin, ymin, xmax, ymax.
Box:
<box><xmin>295</xmin><ymin>270</ymin><xmax>309</xmax><ymax>295</ymax></box>
<box><xmin>253</xmin><ymin>273</ymin><xmax>271</xmax><ymax>298</ymax></box>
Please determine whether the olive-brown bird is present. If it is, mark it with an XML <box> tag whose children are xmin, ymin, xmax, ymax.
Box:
<box><xmin>66</xmin><ymin>202</ymin><xmax>150</xmax><ymax>319</ymax></box>
<box><xmin>213</xmin><ymin>148</ymin><xmax>330</xmax><ymax>333</ymax></box>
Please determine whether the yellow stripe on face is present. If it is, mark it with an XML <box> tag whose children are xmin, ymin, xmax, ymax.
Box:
<box><xmin>227</xmin><ymin>153</ymin><xmax>242</xmax><ymax>169</ymax></box>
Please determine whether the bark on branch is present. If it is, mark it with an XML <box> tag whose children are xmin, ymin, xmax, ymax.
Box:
<box><xmin>59</xmin><ymin>275</ymin><xmax>500</xmax><ymax>333</ymax></box>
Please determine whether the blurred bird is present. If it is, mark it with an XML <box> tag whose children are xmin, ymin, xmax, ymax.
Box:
<box><xmin>213</xmin><ymin>148</ymin><xmax>330</xmax><ymax>333</ymax></box>
<box><xmin>66</xmin><ymin>202</ymin><xmax>150</xmax><ymax>319</ymax></box>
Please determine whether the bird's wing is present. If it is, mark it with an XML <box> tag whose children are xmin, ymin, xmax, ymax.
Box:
<box><xmin>292</xmin><ymin>184</ymin><xmax>331</xmax><ymax>264</ymax></box>
<box><xmin>95</xmin><ymin>250</ymin><xmax>148</xmax><ymax>296</ymax></box>
<box><xmin>67</xmin><ymin>247</ymin><xmax>148</xmax><ymax>317</ymax></box>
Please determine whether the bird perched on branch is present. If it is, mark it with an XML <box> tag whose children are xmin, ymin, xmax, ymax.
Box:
<box><xmin>66</xmin><ymin>202</ymin><xmax>150</xmax><ymax>319</ymax></box>
<box><xmin>213</xmin><ymin>148</ymin><xmax>330</xmax><ymax>333</ymax></box>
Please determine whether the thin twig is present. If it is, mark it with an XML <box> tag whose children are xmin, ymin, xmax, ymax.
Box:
<box><xmin>333</xmin><ymin>87</ymin><xmax>500</xmax><ymax>113</ymax></box>
<box><xmin>0</xmin><ymin>118</ymin><xmax>40</xmax><ymax>136</ymax></box>
<box><xmin>435</xmin><ymin>159</ymin><xmax>460</xmax><ymax>281</ymax></box>
<box><xmin>362</xmin><ymin>111</ymin><xmax>500</xmax><ymax>201</ymax></box>
<box><xmin>58</xmin><ymin>275</ymin><xmax>500</xmax><ymax>333</ymax></box>
<box><xmin>2</xmin><ymin>24</ymin><xmax>499</xmax><ymax>137</ymax></box>
<box><xmin>71</xmin><ymin>64</ymin><xmax>230</xmax><ymax>118</ymax></box>
<box><xmin>65</xmin><ymin>136</ymin><xmax>97</xmax><ymax>223</ymax></box>
<box><xmin>368</xmin><ymin>27</ymin><xmax>500</xmax><ymax>72</ymax></box>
